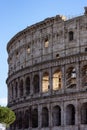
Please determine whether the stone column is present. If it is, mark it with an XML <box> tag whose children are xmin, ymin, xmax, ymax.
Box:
<box><xmin>17</xmin><ymin>78</ymin><xmax>20</xmax><ymax>99</ymax></box>
<box><xmin>8</xmin><ymin>83</ymin><xmax>11</xmax><ymax>103</ymax></box>
<box><xmin>11</xmin><ymin>82</ymin><xmax>13</xmax><ymax>101</ymax></box>
<box><xmin>38</xmin><ymin>105</ymin><xmax>42</xmax><ymax>129</ymax></box>
<box><xmin>30</xmin><ymin>73</ymin><xmax>33</xmax><ymax>96</ymax></box>
<box><xmin>14</xmin><ymin>81</ymin><xmax>16</xmax><ymax>100</ymax></box>
<box><xmin>29</xmin><ymin>106</ymin><xmax>32</xmax><ymax>129</ymax></box>
<box><xmin>76</xmin><ymin>63</ymin><xmax>80</xmax><ymax>91</ymax></box>
<box><xmin>23</xmin><ymin>76</ymin><xmax>26</xmax><ymax>97</ymax></box>
<box><xmin>49</xmin><ymin>103</ymin><xmax>52</xmax><ymax>128</ymax></box>
<box><xmin>76</xmin><ymin>99</ymin><xmax>81</xmax><ymax>129</ymax></box>
<box><xmin>13</xmin><ymin>80</ymin><xmax>16</xmax><ymax>100</ymax></box>
<box><xmin>63</xmin><ymin>102</ymin><xmax>66</xmax><ymax>126</ymax></box>
<box><xmin>61</xmin><ymin>66</ymin><xmax>65</xmax><ymax>93</ymax></box>
<box><xmin>61</xmin><ymin>101</ymin><xmax>64</xmax><ymax>126</ymax></box>
<box><xmin>49</xmin><ymin>67</ymin><xmax>52</xmax><ymax>94</ymax></box>
<box><xmin>39</xmin><ymin>71</ymin><xmax>42</xmax><ymax>95</ymax></box>
<box><xmin>22</xmin><ymin>109</ymin><xmax>25</xmax><ymax>129</ymax></box>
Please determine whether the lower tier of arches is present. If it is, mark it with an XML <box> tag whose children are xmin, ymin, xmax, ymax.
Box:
<box><xmin>8</xmin><ymin>98</ymin><xmax>87</xmax><ymax>130</ymax></box>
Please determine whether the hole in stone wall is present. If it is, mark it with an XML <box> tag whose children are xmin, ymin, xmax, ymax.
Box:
<box><xmin>56</xmin><ymin>54</ymin><xmax>60</xmax><ymax>58</ymax></box>
<box><xmin>85</xmin><ymin>48</ymin><xmax>87</xmax><ymax>52</ymax></box>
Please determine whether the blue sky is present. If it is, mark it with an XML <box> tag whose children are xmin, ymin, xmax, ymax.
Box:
<box><xmin>0</xmin><ymin>0</ymin><xmax>87</xmax><ymax>106</ymax></box>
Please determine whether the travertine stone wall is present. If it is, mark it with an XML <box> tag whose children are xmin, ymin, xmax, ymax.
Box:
<box><xmin>6</xmin><ymin>7</ymin><xmax>87</xmax><ymax>130</ymax></box>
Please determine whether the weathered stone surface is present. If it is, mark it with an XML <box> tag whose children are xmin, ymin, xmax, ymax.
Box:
<box><xmin>6</xmin><ymin>7</ymin><xmax>87</xmax><ymax>130</ymax></box>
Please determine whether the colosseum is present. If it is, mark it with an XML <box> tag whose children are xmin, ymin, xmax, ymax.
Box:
<box><xmin>6</xmin><ymin>7</ymin><xmax>87</xmax><ymax>130</ymax></box>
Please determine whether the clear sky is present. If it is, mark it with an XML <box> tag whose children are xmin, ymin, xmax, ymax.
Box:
<box><xmin>0</xmin><ymin>0</ymin><xmax>87</xmax><ymax>106</ymax></box>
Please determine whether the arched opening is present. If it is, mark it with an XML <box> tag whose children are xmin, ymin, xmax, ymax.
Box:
<box><xmin>52</xmin><ymin>105</ymin><xmax>61</xmax><ymax>126</ymax></box>
<box><xmin>53</xmin><ymin>70</ymin><xmax>62</xmax><ymax>90</ymax></box>
<box><xmin>18</xmin><ymin>111</ymin><xmax>23</xmax><ymax>129</ymax></box>
<box><xmin>42</xmin><ymin>107</ymin><xmax>49</xmax><ymax>127</ymax></box>
<box><xmin>19</xmin><ymin>79</ymin><xmax>24</xmax><ymax>97</ymax></box>
<box><xmin>81</xmin><ymin>102</ymin><xmax>87</xmax><ymax>124</ymax></box>
<box><xmin>27</xmin><ymin>45</ymin><xmax>30</xmax><ymax>54</ymax></box>
<box><xmin>32</xmin><ymin>108</ymin><xmax>38</xmax><ymax>128</ymax></box>
<box><xmin>66</xmin><ymin>104</ymin><xmax>75</xmax><ymax>125</ymax></box>
<box><xmin>25</xmin><ymin>77</ymin><xmax>30</xmax><ymax>95</ymax></box>
<box><xmin>69</xmin><ymin>31</ymin><xmax>74</xmax><ymax>41</ymax></box>
<box><xmin>42</xmin><ymin>72</ymin><xmax>49</xmax><ymax>92</ymax></box>
<box><xmin>33</xmin><ymin>75</ymin><xmax>40</xmax><ymax>94</ymax></box>
<box><xmin>24</xmin><ymin>110</ymin><xmax>29</xmax><ymax>129</ymax></box>
<box><xmin>16</xmin><ymin>51</ymin><xmax>19</xmax><ymax>58</ymax></box>
<box><xmin>66</xmin><ymin>67</ymin><xmax>76</xmax><ymax>88</ymax></box>
<box><xmin>44</xmin><ymin>38</ymin><xmax>49</xmax><ymax>48</ymax></box>
<box><xmin>82</xmin><ymin>65</ymin><xmax>87</xmax><ymax>87</ymax></box>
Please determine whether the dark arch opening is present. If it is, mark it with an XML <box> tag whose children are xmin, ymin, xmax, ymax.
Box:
<box><xmin>66</xmin><ymin>104</ymin><xmax>75</xmax><ymax>125</ymax></box>
<box><xmin>33</xmin><ymin>75</ymin><xmax>40</xmax><ymax>94</ymax></box>
<box><xmin>42</xmin><ymin>107</ymin><xmax>49</xmax><ymax>127</ymax></box>
<box><xmin>18</xmin><ymin>111</ymin><xmax>23</xmax><ymax>129</ymax></box>
<box><xmin>25</xmin><ymin>77</ymin><xmax>30</xmax><ymax>95</ymax></box>
<box><xmin>69</xmin><ymin>31</ymin><xmax>74</xmax><ymax>41</ymax></box>
<box><xmin>24</xmin><ymin>110</ymin><xmax>29</xmax><ymax>128</ymax></box>
<box><xmin>32</xmin><ymin>108</ymin><xmax>38</xmax><ymax>128</ymax></box>
<box><xmin>19</xmin><ymin>80</ymin><xmax>23</xmax><ymax>97</ymax></box>
<box><xmin>52</xmin><ymin>105</ymin><xmax>61</xmax><ymax>126</ymax></box>
<box><xmin>81</xmin><ymin>103</ymin><xmax>87</xmax><ymax>124</ymax></box>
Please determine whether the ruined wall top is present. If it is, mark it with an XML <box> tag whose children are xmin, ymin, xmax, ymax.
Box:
<box><xmin>7</xmin><ymin>7</ymin><xmax>86</xmax><ymax>53</ymax></box>
<box><xmin>84</xmin><ymin>7</ymin><xmax>87</xmax><ymax>15</ymax></box>
<box><xmin>7</xmin><ymin>14</ymin><xmax>67</xmax><ymax>52</ymax></box>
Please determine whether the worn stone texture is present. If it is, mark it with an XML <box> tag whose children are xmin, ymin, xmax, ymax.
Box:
<box><xmin>6</xmin><ymin>7</ymin><xmax>87</xmax><ymax>130</ymax></box>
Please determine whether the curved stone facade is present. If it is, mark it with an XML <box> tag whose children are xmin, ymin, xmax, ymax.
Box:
<box><xmin>7</xmin><ymin>7</ymin><xmax>87</xmax><ymax>130</ymax></box>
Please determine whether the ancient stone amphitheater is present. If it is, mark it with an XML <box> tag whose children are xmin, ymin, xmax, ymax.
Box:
<box><xmin>7</xmin><ymin>7</ymin><xmax>87</xmax><ymax>130</ymax></box>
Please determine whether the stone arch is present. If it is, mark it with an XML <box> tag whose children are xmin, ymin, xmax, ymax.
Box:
<box><xmin>42</xmin><ymin>107</ymin><xmax>49</xmax><ymax>127</ymax></box>
<box><xmin>52</xmin><ymin>105</ymin><xmax>61</xmax><ymax>126</ymax></box>
<box><xmin>82</xmin><ymin>65</ymin><xmax>87</xmax><ymax>87</ymax></box>
<box><xmin>42</xmin><ymin>72</ymin><xmax>49</xmax><ymax>92</ymax></box>
<box><xmin>53</xmin><ymin>69</ymin><xmax>62</xmax><ymax>90</ymax></box>
<box><xmin>24</xmin><ymin>109</ymin><xmax>29</xmax><ymax>129</ymax></box>
<box><xmin>19</xmin><ymin>79</ymin><xmax>24</xmax><ymax>97</ymax></box>
<box><xmin>66</xmin><ymin>67</ymin><xmax>76</xmax><ymax>88</ymax></box>
<box><xmin>18</xmin><ymin>111</ymin><xmax>23</xmax><ymax>129</ymax></box>
<box><xmin>66</xmin><ymin>104</ymin><xmax>75</xmax><ymax>125</ymax></box>
<box><xmin>25</xmin><ymin>76</ymin><xmax>30</xmax><ymax>95</ymax></box>
<box><xmin>81</xmin><ymin>102</ymin><xmax>87</xmax><ymax>124</ymax></box>
<box><xmin>32</xmin><ymin>108</ymin><xmax>38</xmax><ymax>128</ymax></box>
<box><xmin>33</xmin><ymin>75</ymin><xmax>40</xmax><ymax>94</ymax></box>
